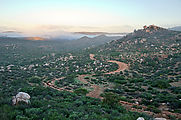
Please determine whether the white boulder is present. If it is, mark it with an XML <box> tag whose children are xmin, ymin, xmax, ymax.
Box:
<box><xmin>12</xmin><ymin>92</ymin><xmax>30</xmax><ymax>105</ymax></box>
<box><xmin>137</xmin><ymin>117</ymin><xmax>145</xmax><ymax>120</ymax></box>
<box><xmin>154</xmin><ymin>118</ymin><xmax>167</xmax><ymax>120</ymax></box>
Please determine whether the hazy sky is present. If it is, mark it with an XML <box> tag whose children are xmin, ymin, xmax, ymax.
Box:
<box><xmin>0</xmin><ymin>0</ymin><xmax>181</xmax><ymax>33</ymax></box>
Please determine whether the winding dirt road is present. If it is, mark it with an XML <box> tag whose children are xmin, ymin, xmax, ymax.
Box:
<box><xmin>87</xmin><ymin>54</ymin><xmax>181</xmax><ymax>119</ymax></box>
<box><xmin>43</xmin><ymin>77</ymin><xmax>73</xmax><ymax>92</ymax></box>
<box><xmin>86</xmin><ymin>85</ymin><xmax>104</xmax><ymax>99</ymax></box>
<box><xmin>105</xmin><ymin>60</ymin><xmax>128</xmax><ymax>74</ymax></box>
<box><xmin>78</xmin><ymin>54</ymin><xmax>129</xmax><ymax>98</ymax></box>
<box><xmin>90</xmin><ymin>54</ymin><xmax>128</xmax><ymax>74</ymax></box>
<box><xmin>42</xmin><ymin>53</ymin><xmax>181</xmax><ymax>119</ymax></box>
<box><xmin>77</xmin><ymin>74</ymin><xmax>105</xmax><ymax>99</ymax></box>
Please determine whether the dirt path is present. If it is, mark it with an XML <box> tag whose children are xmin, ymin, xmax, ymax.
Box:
<box><xmin>86</xmin><ymin>84</ymin><xmax>104</xmax><ymax>99</ymax></box>
<box><xmin>43</xmin><ymin>53</ymin><xmax>181</xmax><ymax>119</ymax></box>
<box><xmin>77</xmin><ymin>54</ymin><xmax>129</xmax><ymax>99</ymax></box>
<box><xmin>90</xmin><ymin>54</ymin><xmax>129</xmax><ymax>74</ymax></box>
<box><xmin>90</xmin><ymin>54</ymin><xmax>96</xmax><ymax>60</ymax></box>
<box><xmin>88</xmin><ymin>54</ymin><xmax>181</xmax><ymax>119</ymax></box>
<box><xmin>77</xmin><ymin>74</ymin><xmax>105</xmax><ymax>99</ymax></box>
<box><xmin>43</xmin><ymin>77</ymin><xmax>73</xmax><ymax>92</ymax></box>
<box><xmin>77</xmin><ymin>75</ymin><xmax>90</xmax><ymax>84</ymax></box>
<box><xmin>43</xmin><ymin>74</ymin><xmax>105</xmax><ymax>99</ymax></box>
<box><xmin>120</xmin><ymin>100</ymin><xmax>181</xmax><ymax>119</ymax></box>
<box><xmin>105</xmin><ymin>60</ymin><xmax>128</xmax><ymax>74</ymax></box>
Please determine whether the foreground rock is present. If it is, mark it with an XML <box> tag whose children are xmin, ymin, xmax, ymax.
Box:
<box><xmin>137</xmin><ymin>117</ymin><xmax>167</xmax><ymax>120</ymax></box>
<box><xmin>137</xmin><ymin>117</ymin><xmax>145</xmax><ymax>120</ymax></box>
<box><xmin>154</xmin><ymin>118</ymin><xmax>167</xmax><ymax>120</ymax></box>
<box><xmin>12</xmin><ymin>92</ymin><xmax>30</xmax><ymax>105</ymax></box>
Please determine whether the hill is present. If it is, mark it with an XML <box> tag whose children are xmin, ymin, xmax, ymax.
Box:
<box><xmin>169</xmin><ymin>26</ymin><xmax>181</xmax><ymax>31</ymax></box>
<box><xmin>0</xmin><ymin>34</ymin><xmax>122</xmax><ymax>65</ymax></box>
<box><xmin>0</xmin><ymin>25</ymin><xmax>181</xmax><ymax>119</ymax></box>
<box><xmin>66</xmin><ymin>34</ymin><xmax>123</xmax><ymax>49</ymax></box>
<box><xmin>74</xmin><ymin>32</ymin><xmax>127</xmax><ymax>36</ymax></box>
<box><xmin>98</xmin><ymin>25</ymin><xmax>181</xmax><ymax>53</ymax></box>
<box><xmin>89</xmin><ymin>25</ymin><xmax>181</xmax><ymax>118</ymax></box>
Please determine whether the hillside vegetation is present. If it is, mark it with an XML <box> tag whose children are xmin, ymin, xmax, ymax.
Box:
<box><xmin>0</xmin><ymin>25</ymin><xmax>181</xmax><ymax>119</ymax></box>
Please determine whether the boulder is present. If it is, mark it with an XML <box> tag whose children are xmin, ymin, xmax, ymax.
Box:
<box><xmin>137</xmin><ymin>117</ymin><xmax>145</xmax><ymax>120</ymax></box>
<box><xmin>12</xmin><ymin>92</ymin><xmax>30</xmax><ymax>105</ymax></box>
<box><xmin>154</xmin><ymin>118</ymin><xmax>167</xmax><ymax>120</ymax></box>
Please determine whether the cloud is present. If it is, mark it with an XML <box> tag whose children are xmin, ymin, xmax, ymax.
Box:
<box><xmin>2</xmin><ymin>31</ymin><xmax>22</xmax><ymax>33</ymax></box>
<box><xmin>0</xmin><ymin>26</ymin><xmax>13</xmax><ymax>32</ymax></box>
<box><xmin>0</xmin><ymin>24</ymin><xmax>135</xmax><ymax>38</ymax></box>
<box><xmin>36</xmin><ymin>24</ymin><xmax>134</xmax><ymax>33</ymax></box>
<box><xmin>37</xmin><ymin>25</ymin><xmax>100</xmax><ymax>32</ymax></box>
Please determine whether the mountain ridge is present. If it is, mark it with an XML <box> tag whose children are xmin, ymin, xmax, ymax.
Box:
<box><xmin>169</xmin><ymin>26</ymin><xmax>181</xmax><ymax>31</ymax></box>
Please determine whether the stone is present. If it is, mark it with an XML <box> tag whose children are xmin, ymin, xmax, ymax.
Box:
<box><xmin>154</xmin><ymin>118</ymin><xmax>167</xmax><ymax>120</ymax></box>
<box><xmin>137</xmin><ymin>117</ymin><xmax>145</xmax><ymax>120</ymax></box>
<box><xmin>12</xmin><ymin>92</ymin><xmax>30</xmax><ymax>105</ymax></box>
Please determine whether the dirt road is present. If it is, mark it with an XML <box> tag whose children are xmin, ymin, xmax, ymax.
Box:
<box><xmin>42</xmin><ymin>53</ymin><xmax>181</xmax><ymax>119</ymax></box>
<box><xmin>90</xmin><ymin>54</ymin><xmax>96</xmax><ymax>60</ymax></box>
<box><xmin>43</xmin><ymin>77</ymin><xmax>73</xmax><ymax>92</ymax></box>
<box><xmin>105</xmin><ymin>60</ymin><xmax>128</xmax><ymax>74</ymax></box>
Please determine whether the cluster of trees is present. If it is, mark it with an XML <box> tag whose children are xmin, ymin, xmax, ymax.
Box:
<box><xmin>0</xmin><ymin>86</ymin><xmax>152</xmax><ymax>120</ymax></box>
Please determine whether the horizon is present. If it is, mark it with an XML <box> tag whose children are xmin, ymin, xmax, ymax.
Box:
<box><xmin>0</xmin><ymin>0</ymin><xmax>181</xmax><ymax>36</ymax></box>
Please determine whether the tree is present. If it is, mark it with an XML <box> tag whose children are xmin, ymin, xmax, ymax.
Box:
<box><xmin>102</xmin><ymin>92</ymin><xmax>120</xmax><ymax>108</ymax></box>
<box><xmin>74</xmin><ymin>88</ymin><xmax>88</xmax><ymax>96</ymax></box>
<box><xmin>151</xmin><ymin>80</ymin><xmax>171</xmax><ymax>89</ymax></box>
<box><xmin>28</xmin><ymin>76</ymin><xmax>41</xmax><ymax>84</ymax></box>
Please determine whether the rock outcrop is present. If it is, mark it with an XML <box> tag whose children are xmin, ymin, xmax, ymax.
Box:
<box><xmin>143</xmin><ymin>25</ymin><xmax>165</xmax><ymax>33</ymax></box>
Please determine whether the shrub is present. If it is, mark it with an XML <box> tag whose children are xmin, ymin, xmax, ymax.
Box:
<box><xmin>151</xmin><ymin>79</ymin><xmax>171</xmax><ymax>89</ymax></box>
<box><xmin>74</xmin><ymin>88</ymin><xmax>88</xmax><ymax>96</ymax></box>
<box><xmin>102</xmin><ymin>92</ymin><xmax>120</xmax><ymax>108</ymax></box>
<box><xmin>28</xmin><ymin>76</ymin><xmax>41</xmax><ymax>83</ymax></box>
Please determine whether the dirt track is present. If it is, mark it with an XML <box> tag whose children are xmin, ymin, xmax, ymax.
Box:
<box><xmin>90</xmin><ymin>54</ymin><xmax>129</xmax><ymax>74</ymax></box>
<box><xmin>86</xmin><ymin>84</ymin><xmax>104</xmax><ymax>99</ymax></box>
<box><xmin>43</xmin><ymin>77</ymin><xmax>73</xmax><ymax>92</ymax></box>
<box><xmin>78</xmin><ymin>54</ymin><xmax>129</xmax><ymax>98</ymax></box>
<box><xmin>105</xmin><ymin>60</ymin><xmax>128</xmax><ymax>74</ymax></box>
<box><xmin>90</xmin><ymin>54</ymin><xmax>96</xmax><ymax>60</ymax></box>
<box><xmin>42</xmin><ymin>53</ymin><xmax>181</xmax><ymax>119</ymax></box>
<box><xmin>77</xmin><ymin>74</ymin><xmax>105</xmax><ymax>99</ymax></box>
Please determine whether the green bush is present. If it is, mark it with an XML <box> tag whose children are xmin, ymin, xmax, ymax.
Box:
<box><xmin>102</xmin><ymin>92</ymin><xmax>120</xmax><ymax>108</ymax></box>
<box><xmin>74</xmin><ymin>88</ymin><xmax>88</xmax><ymax>95</ymax></box>
<box><xmin>28</xmin><ymin>76</ymin><xmax>41</xmax><ymax>83</ymax></box>
<box><xmin>114</xmin><ymin>80</ymin><xmax>127</xmax><ymax>84</ymax></box>
<box><xmin>151</xmin><ymin>79</ymin><xmax>171</xmax><ymax>89</ymax></box>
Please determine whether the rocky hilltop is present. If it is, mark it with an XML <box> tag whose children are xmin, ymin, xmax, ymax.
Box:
<box><xmin>92</xmin><ymin>25</ymin><xmax>181</xmax><ymax>119</ymax></box>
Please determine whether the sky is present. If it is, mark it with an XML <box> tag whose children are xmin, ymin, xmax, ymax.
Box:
<box><xmin>0</xmin><ymin>0</ymin><xmax>181</xmax><ymax>35</ymax></box>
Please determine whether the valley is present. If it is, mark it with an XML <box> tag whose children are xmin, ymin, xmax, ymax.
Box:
<box><xmin>1</xmin><ymin>0</ymin><xmax>181</xmax><ymax>119</ymax></box>
<box><xmin>0</xmin><ymin>25</ymin><xmax>181</xmax><ymax>120</ymax></box>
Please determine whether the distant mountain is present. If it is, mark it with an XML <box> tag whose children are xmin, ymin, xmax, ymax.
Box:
<box><xmin>74</xmin><ymin>32</ymin><xmax>128</xmax><ymax>36</ymax></box>
<box><xmin>0</xmin><ymin>31</ymin><xmax>24</xmax><ymax>37</ymax></box>
<box><xmin>0</xmin><ymin>31</ymin><xmax>47</xmax><ymax>41</ymax></box>
<box><xmin>74</xmin><ymin>32</ymin><xmax>128</xmax><ymax>39</ymax></box>
<box><xmin>65</xmin><ymin>34</ymin><xmax>123</xmax><ymax>49</ymax></box>
<box><xmin>75</xmin><ymin>32</ymin><xmax>108</xmax><ymax>35</ymax></box>
<box><xmin>0</xmin><ymin>30</ymin><xmax>127</xmax><ymax>40</ymax></box>
<box><xmin>169</xmin><ymin>26</ymin><xmax>181</xmax><ymax>31</ymax></box>
<box><xmin>0</xmin><ymin>34</ymin><xmax>123</xmax><ymax>55</ymax></box>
